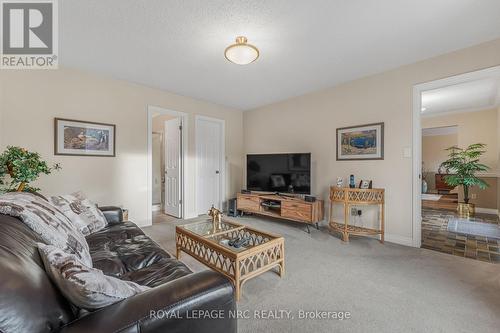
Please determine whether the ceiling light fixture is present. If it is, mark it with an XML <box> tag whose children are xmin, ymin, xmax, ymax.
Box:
<box><xmin>224</xmin><ymin>36</ymin><xmax>259</xmax><ymax>65</ymax></box>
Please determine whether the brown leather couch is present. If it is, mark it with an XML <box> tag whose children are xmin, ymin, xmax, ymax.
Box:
<box><xmin>0</xmin><ymin>206</ymin><xmax>236</xmax><ymax>333</ymax></box>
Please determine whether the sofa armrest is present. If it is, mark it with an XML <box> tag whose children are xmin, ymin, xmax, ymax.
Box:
<box><xmin>99</xmin><ymin>206</ymin><xmax>123</xmax><ymax>224</ymax></box>
<box><xmin>61</xmin><ymin>270</ymin><xmax>236</xmax><ymax>333</ymax></box>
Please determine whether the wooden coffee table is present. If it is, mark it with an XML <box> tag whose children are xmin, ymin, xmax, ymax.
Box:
<box><xmin>175</xmin><ymin>219</ymin><xmax>285</xmax><ymax>301</ymax></box>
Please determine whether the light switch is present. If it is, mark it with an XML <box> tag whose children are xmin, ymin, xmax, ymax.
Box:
<box><xmin>403</xmin><ymin>147</ymin><xmax>412</xmax><ymax>158</ymax></box>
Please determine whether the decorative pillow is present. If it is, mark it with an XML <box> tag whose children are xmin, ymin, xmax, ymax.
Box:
<box><xmin>38</xmin><ymin>243</ymin><xmax>150</xmax><ymax>310</ymax></box>
<box><xmin>49</xmin><ymin>191</ymin><xmax>107</xmax><ymax>236</ymax></box>
<box><xmin>0</xmin><ymin>192</ymin><xmax>92</xmax><ymax>266</ymax></box>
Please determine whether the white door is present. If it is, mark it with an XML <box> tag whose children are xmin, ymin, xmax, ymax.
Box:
<box><xmin>164</xmin><ymin>118</ymin><xmax>182</xmax><ymax>218</ymax></box>
<box><xmin>196</xmin><ymin>116</ymin><xmax>224</xmax><ymax>214</ymax></box>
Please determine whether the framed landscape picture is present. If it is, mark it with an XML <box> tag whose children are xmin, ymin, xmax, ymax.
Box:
<box><xmin>336</xmin><ymin>122</ymin><xmax>384</xmax><ymax>160</ymax></box>
<box><xmin>54</xmin><ymin>118</ymin><xmax>116</xmax><ymax>157</ymax></box>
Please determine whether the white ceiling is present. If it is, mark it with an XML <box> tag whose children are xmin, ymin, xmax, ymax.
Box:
<box><xmin>421</xmin><ymin>77</ymin><xmax>500</xmax><ymax>116</ymax></box>
<box><xmin>60</xmin><ymin>0</ymin><xmax>500</xmax><ymax>110</ymax></box>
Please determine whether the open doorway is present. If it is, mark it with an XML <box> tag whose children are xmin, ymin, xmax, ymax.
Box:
<box><xmin>413</xmin><ymin>66</ymin><xmax>500</xmax><ymax>263</ymax></box>
<box><xmin>148</xmin><ymin>106</ymin><xmax>188</xmax><ymax>224</ymax></box>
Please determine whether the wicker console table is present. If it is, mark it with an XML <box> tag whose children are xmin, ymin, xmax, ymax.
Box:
<box><xmin>328</xmin><ymin>187</ymin><xmax>385</xmax><ymax>243</ymax></box>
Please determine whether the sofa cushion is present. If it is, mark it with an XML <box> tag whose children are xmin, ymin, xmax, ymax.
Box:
<box><xmin>0</xmin><ymin>192</ymin><xmax>92</xmax><ymax>266</ymax></box>
<box><xmin>122</xmin><ymin>258</ymin><xmax>193</xmax><ymax>287</ymax></box>
<box><xmin>87</xmin><ymin>221</ymin><xmax>145</xmax><ymax>244</ymax></box>
<box><xmin>38</xmin><ymin>243</ymin><xmax>150</xmax><ymax>310</ymax></box>
<box><xmin>49</xmin><ymin>192</ymin><xmax>107</xmax><ymax>236</ymax></box>
<box><xmin>86</xmin><ymin>221</ymin><xmax>192</xmax><ymax>287</ymax></box>
<box><xmin>87</xmin><ymin>222</ymin><xmax>175</xmax><ymax>277</ymax></box>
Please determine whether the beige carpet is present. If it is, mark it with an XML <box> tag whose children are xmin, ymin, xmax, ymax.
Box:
<box><xmin>144</xmin><ymin>215</ymin><xmax>500</xmax><ymax>333</ymax></box>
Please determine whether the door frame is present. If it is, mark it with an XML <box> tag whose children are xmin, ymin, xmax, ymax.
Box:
<box><xmin>147</xmin><ymin>105</ymin><xmax>188</xmax><ymax>223</ymax></box>
<box><xmin>411</xmin><ymin>65</ymin><xmax>500</xmax><ymax>247</ymax></box>
<box><xmin>163</xmin><ymin>117</ymin><xmax>183</xmax><ymax>218</ymax></box>
<box><xmin>195</xmin><ymin>115</ymin><xmax>226</xmax><ymax>215</ymax></box>
<box><xmin>151</xmin><ymin>131</ymin><xmax>164</xmax><ymax>211</ymax></box>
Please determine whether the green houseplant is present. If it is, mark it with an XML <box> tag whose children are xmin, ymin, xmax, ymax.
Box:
<box><xmin>440</xmin><ymin>143</ymin><xmax>489</xmax><ymax>217</ymax></box>
<box><xmin>0</xmin><ymin>146</ymin><xmax>60</xmax><ymax>193</ymax></box>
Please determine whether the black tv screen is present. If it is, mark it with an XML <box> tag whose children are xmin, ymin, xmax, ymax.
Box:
<box><xmin>246</xmin><ymin>153</ymin><xmax>311</xmax><ymax>194</ymax></box>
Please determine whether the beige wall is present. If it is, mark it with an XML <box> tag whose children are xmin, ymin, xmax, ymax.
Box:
<box><xmin>244</xmin><ymin>38</ymin><xmax>500</xmax><ymax>244</ymax></box>
<box><xmin>0</xmin><ymin>68</ymin><xmax>244</xmax><ymax>226</ymax></box>
<box><xmin>422</xmin><ymin>133</ymin><xmax>458</xmax><ymax>172</ymax></box>
<box><xmin>422</xmin><ymin>109</ymin><xmax>498</xmax><ymax>170</ymax></box>
<box><xmin>467</xmin><ymin>177</ymin><xmax>498</xmax><ymax>209</ymax></box>
<box><xmin>422</xmin><ymin>133</ymin><xmax>457</xmax><ymax>190</ymax></box>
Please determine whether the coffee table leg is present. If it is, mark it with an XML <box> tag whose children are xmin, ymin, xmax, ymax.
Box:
<box><xmin>279</xmin><ymin>261</ymin><xmax>285</xmax><ymax>277</ymax></box>
<box><xmin>176</xmin><ymin>247</ymin><xmax>181</xmax><ymax>259</ymax></box>
<box><xmin>235</xmin><ymin>281</ymin><xmax>241</xmax><ymax>301</ymax></box>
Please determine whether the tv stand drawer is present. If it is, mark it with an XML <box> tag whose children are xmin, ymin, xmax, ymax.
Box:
<box><xmin>237</xmin><ymin>195</ymin><xmax>260</xmax><ymax>211</ymax></box>
<box><xmin>281</xmin><ymin>201</ymin><xmax>312</xmax><ymax>221</ymax></box>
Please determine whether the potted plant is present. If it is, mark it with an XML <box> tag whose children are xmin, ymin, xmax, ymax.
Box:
<box><xmin>440</xmin><ymin>143</ymin><xmax>489</xmax><ymax>217</ymax></box>
<box><xmin>0</xmin><ymin>146</ymin><xmax>60</xmax><ymax>193</ymax></box>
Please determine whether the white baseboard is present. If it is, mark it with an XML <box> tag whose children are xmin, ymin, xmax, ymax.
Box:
<box><xmin>137</xmin><ymin>219</ymin><xmax>153</xmax><ymax>227</ymax></box>
<box><xmin>184</xmin><ymin>212</ymin><xmax>198</xmax><ymax>220</ymax></box>
<box><xmin>152</xmin><ymin>204</ymin><xmax>162</xmax><ymax>212</ymax></box>
<box><xmin>475</xmin><ymin>207</ymin><xmax>498</xmax><ymax>215</ymax></box>
<box><xmin>385</xmin><ymin>233</ymin><xmax>414</xmax><ymax>247</ymax></box>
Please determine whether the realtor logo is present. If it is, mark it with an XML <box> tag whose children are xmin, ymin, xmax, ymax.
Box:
<box><xmin>1</xmin><ymin>0</ymin><xmax>58</xmax><ymax>69</ymax></box>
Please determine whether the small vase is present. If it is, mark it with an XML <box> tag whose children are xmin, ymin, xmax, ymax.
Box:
<box><xmin>421</xmin><ymin>180</ymin><xmax>428</xmax><ymax>194</ymax></box>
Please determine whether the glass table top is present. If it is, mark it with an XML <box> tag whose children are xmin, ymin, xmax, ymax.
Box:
<box><xmin>180</xmin><ymin>220</ymin><xmax>241</xmax><ymax>237</ymax></box>
<box><xmin>178</xmin><ymin>219</ymin><xmax>280</xmax><ymax>253</ymax></box>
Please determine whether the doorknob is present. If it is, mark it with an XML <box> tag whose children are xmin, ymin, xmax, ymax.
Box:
<box><xmin>215</xmin><ymin>170</ymin><xmax>220</xmax><ymax>174</ymax></box>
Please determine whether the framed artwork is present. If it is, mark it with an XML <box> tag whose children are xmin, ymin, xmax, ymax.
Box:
<box><xmin>336</xmin><ymin>122</ymin><xmax>384</xmax><ymax>160</ymax></box>
<box><xmin>336</xmin><ymin>177</ymin><xmax>344</xmax><ymax>188</ymax></box>
<box><xmin>359</xmin><ymin>180</ymin><xmax>373</xmax><ymax>189</ymax></box>
<box><xmin>54</xmin><ymin>118</ymin><xmax>116</xmax><ymax>157</ymax></box>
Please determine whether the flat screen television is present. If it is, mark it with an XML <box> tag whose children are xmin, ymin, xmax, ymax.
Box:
<box><xmin>246</xmin><ymin>153</ymin><xmax>311</xmax><ymax>194</ymax></box>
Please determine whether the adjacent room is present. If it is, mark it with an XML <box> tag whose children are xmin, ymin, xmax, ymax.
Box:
<box><xmin>419</xmin><ymin>71</ymin><xmax>500</xmax><ymax>263</ymax></box>
<box><xmin>0</xmin><ymin>1</ymin><xmax>499</xmax><ymax>333</ymax></box>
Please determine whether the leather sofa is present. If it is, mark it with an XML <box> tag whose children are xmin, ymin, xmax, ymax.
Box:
<box><xmin>0</xmin><ymin>206</ymin><xmax>236</xmax><ymax>333</ymax></box>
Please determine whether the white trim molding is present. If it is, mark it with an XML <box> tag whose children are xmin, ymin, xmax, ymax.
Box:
<box><xmin>422</xmin><ymin>126</ymin><xmax>458</xmax><ymax>137</ymax></box>
<box><xmin>475</xmin><ymin>207</ymin><xmax>498</xmax><ymax>215</ymax></box>
<box><xmin>385</xmin><ymin>234</ymin><xmax>414</xmax><ymax>247</ymax></box>
<box><xmin>421</xmin><ymin>105</ymin><xmax>500</xmax><ymax>119</ymax></box>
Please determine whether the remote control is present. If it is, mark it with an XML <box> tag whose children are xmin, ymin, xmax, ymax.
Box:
<box><xmin>233</xmin><ymin>237</ymin><xmax>249</xmax><ymax>248</ymax></box>
<box><xmin>228</xmin><ymin>237</ymin><xmax>240</xmax><ymax>247</ymax></box>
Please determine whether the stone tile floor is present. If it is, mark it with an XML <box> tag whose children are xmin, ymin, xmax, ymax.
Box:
<box><xmin>422</xmin><ymin>209</ymin><xmax>500</xmax><ymax>263</ymax></box>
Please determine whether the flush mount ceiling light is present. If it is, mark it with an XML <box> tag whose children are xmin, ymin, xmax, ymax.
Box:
<box><xmin>224</xmin><ymin>36</ymin><xmax>259</xmax><ymax>65</ymax></box>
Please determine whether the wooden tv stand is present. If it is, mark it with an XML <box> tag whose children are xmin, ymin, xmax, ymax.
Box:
<box><xmin>236</xmin><ymin>192</ymin><xmax>324</xmax><ymax>232</ymax></box>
